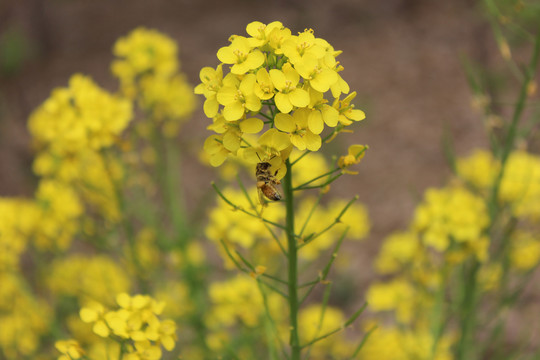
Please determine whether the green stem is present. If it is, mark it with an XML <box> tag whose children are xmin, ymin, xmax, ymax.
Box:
<box><xmin>488</xmin><ymin>23</ymin><xmax>540</xmax><ymax>222</ymax></box>
<box><xmin>100</xmin><ymin>150</ymin><xmax>148</xmax><ymax>293</ymax></box>
<box><xmin>283</xmin><ymin>158</ymin><xmax>301</xmax><ymax>360</ymax></box>
<box><xmin>455</xmin><ymin>259</ymin><xmax>480</xmax><ymax>360</ymax></box>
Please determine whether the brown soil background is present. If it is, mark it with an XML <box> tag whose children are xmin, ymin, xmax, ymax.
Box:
<box><xmin>0</xmin><ymin>0</ymin><xmax>500</xmax><ymax>298</ymax></box>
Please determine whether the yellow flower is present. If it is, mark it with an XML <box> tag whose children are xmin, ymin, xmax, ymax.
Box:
<box><xmin>297</xmin><ymin>304</ymin><xmax>349</xmax><ymax>359</ymax></box>
<box><xmin>500</xmin><ymin>150</ymin><xmax>540</xmax><ymax>219</ymax></box>
<box><xmin>413</xmin><ymin>186</ymin><xmax>489</xmax><ymax>256</ymax></box>
<box><xmin>333</xmin><ymin>91</ymin><xmax>366</xmax><ymax>125</ymax></box>
<box><xmin>274</xmin><ymin>108</ymin><xmax>321</xmax><ymax>151</ymax></box>
<box><xmin>375</xmin><ymin>231</ymin><xmax>420</xmax><ymax>274</ymax></box>
<box><xmin>281</xmin><ymin>29</ymin><xmax>327</xmax><ymax>67</ymax></box>
<box><xmin>366</xmin><ymin>278</ymin><xmax>415</xmax><ymax>323</ymax></box>
<box><xmin>47</xmin><ymin>255</ymin><xmax>130</xmax><ymax>306</ymax></box>
<box><xmin>55</xmin><ymin>340</ymin><xmax>84</xmax><ymax>360</ymax></box>
<box><xmin>28</xmin><ymin>74</ymin><xmax>132</xmax><ymax>154</ymax></box>
<box><xmin>80</xmin><ymin>302</ymin><xmax>110</xmax><ymax>337</ymax></box>
<box><xmin>217</xmin><ymin>73</ymin><xmax>261</xmax><ymax>121</ymax></box>
<box><xmin>245</xmin><ymin>21</ymin><xmax>285</xmax><ymax>47</ymax></box>
<box><xmin>254</xmin><ymin>68</ymin><xmax>276</xmax><ymax>100</ymax></box>
<box><xmin>269</xmin><ymin>63</ymin><xmax>310</xmax><ymax>113</ymax></box>
<box><xmin>112</xmin><ymin>27</ymin><xmax>178</xmax><ymax>87</ymax></box>
<box><xmin>217</xmin><ymin>35</ymin><xmax>265</xmax><ymax>75</ymax></box>
<box><xmin>510</xmin><ymin>231</ymin><xmax>540</xmax><ymax>271</ymax></box>
<box><xmin>457</xmin><ymin>149</ymin><xmax>499</xmax><ymax>190</ymax></box>
<box><xmin>0</xmin><ymin>198</ymin><xmax>39</xmax><ymax>271</ymax></box>
<box><xmin>194</xmin><ymin>64</ymin><xmax>223</xmax><ymax>118</ymax></box>
<box><xmin>338</xmin><ymin>144</ymin><xmax>368</xmax><ymax>173</ymax></box>
<box><xmin>196</xmin><ymin>21</ymin><xmax>365</xmax><ymax>166</ymax></box>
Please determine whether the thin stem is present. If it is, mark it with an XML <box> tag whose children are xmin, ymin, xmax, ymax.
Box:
<box><xmin>299</xmin><ymin>196</ymin><xmax>358</xmax><ymax>249</ymax></box>
<box><xmin>283</xmin><ymin>158</ymin><xmax>301</xmax><ymax>360</ymax></box>
<box><xmin>299</xmin><ymin>227</ymin><xmax>348</xmax><ymax>305</ymax></box>
<box><xmin>212</xmin><ymin>182</ymin><xmax>287</xmax><ymax>230</ymax></box>
<box><xmin>488</xmin><ymin>23</ymin><xmax>540</xmax><ymax>223</ymax></box>
<box><xmin>351</xmin><ymin>325</ymin><xmax>377</xmax><ymax>358</ymax></box>
<box><xmin>294</xmin><ymin>174</ymin><xmax>343</xmax><ymax>191</ymax></box>
<box><xmin>100</xmin><ymin>150</ymin><xmax>148</xmax><ymax>293</ymax></box>
<box><xmin>455</xmin><ymin>259</ymin><xmax>480</xmax><ymax>360</ymax></box>
<box><xmin>292</xmin><ymin>167</ymin><xmax>343</xmax><ymax>191</ymax></box>
<box><xmin>298</xmin><ymin>193</ymin><xmax>323</xmax><ymax>238</ymax></box>
<box><xmin>219</xmin><ymin>239</ymin><xmax>288</xmax><ymax>299</ymax></box>
<box><xmin>300</xmin><ymin>303</ymin><xmax>367</xmax><ymax>349</ymax></box>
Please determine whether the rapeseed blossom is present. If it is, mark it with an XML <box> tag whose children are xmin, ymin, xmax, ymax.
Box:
<box><xmin>112</xmin><ymin>27</ymin><xmax>195</xmax><ymax>137</ymax></box>
<box><xmin>78</xmin><ymin>293</ymin><xmax>177</xmax><ymax>357</ymax></box>
<box><xmin>457</xmin><ymin>149</ymin><xmax>540</xmax><ymax>219</ymax></box>
<box><xmin>413</xmin><ymin>186</ymin><xmax>489</xmax><ymax>261</ymax></box>
<box><xmin>196</xmin><ymin>21</ymin><xmax>365</xmax><ymax>168</ymax></box>
<box><xmin>55</xmin><ymin>340</ymin><xmax>84</xmax><ymax>360</ymax></box>
<box><xmin>0</xmin><ymin>273</ymin><xmax>51</xmax><ymax>358</ymax></box>
<box><xmin>359</xmin><ymin>324</ymin><xmax>454</xmax><ymax>360</ymax></box>
<box><xmin>28</xmin><ymin>74</ymin><xmax>132</xmax><ymax>155</ymax></box>
<box><xmin>47</xmin><ymin>255</ymin><xmax>131</xmax><ymax>306</ymax></box>
<box><xmin>0</xmin><ymin>198</ymin><xmax>39</xmax><ymax>271</ymax></box>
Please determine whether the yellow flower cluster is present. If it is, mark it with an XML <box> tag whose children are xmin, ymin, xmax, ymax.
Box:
<box><xmin>112</xmin><ymin>27</ymin><xmax>196</xmax><ymax>137</ymax></box>
<box><xmin>205</xmin><ymin>274</ymin><xmax>284</xmax><ymax>351</ymax></box>
<box><xmin>29</xmin><ymin>74</ymin><xmax>132</xmax><ymax>155</ymax></box>
<box><xmin>363</xmin><ymin>181</ymin><xmax>494</xmax><ymax>357</ymax></box>
<box><xmin>33</xmin><ymin>150</ymin><xmax>123</xmax><ymax>223</ymax></box>
<box><xmin>47</xmin><ymin>255</ymin><xmax>131</xmax><ymax>306</ymax></box>
<box><xmin>196</xmin><ymin>21</ymin><xmax>365</xmax><ymax>168</ymax></box>
<box><xmin>0</xmin><ymin>198</ymin><xmax>38</xmax><ymax>271</ymax></box>
<box><xmin>457</xmin><ymin>149</ymin><xmax>540</xmax><ymax>219</ymax></box>
<box><xmin>79</xmin><ymin>293</ymin><xmax>177</xmax><ymax>359</ymax></box>
<box><xmin>55</xmin><ymin>340</ymin><xmax>85</xmax><ymax>360</ymax></box>
<box><xmin>0</xmin><ymin>273</ymin><xmax>51</xmax><ymax>358</ymax></box>
<box><xmin>33</xmin><ymin>179</ymin><xmax>83</xmax><ymax>250</ymax></box>
<box><xmin>413</xmin><ymin>186</ymin><xmax>489</xmax><ymax>261</ymax></box>
<box><xmin>0</xmin><ymin>180</ymin><xmax>83</xmax><ymax>258</ymax></box>
<box><xmin>359</xmin><ymin>324</ymin><xmax>454</xmax><ymax>360</ymax></box>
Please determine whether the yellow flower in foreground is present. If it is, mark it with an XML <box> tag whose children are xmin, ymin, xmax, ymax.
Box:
<box><xmin>196</xmin><ymin>21</ymin><xmax>366</xmax><ymax>166</ymax></box>
<box><xmin>275</xmin><ymin>108</ymin><xmax>321</xmax><ymax>151</ymax></box>
<box><xmin>55</xmin><ymin>340</ymin><xmax>84</xmax><ymax>360</ymax></box>
<box><xmin>217</xmin><ymin>36</ymin><xmax>265</xmax><ymax>75</ymax></box>
<box><xmin>269</xmin><ymin>63</ymin><xmax>310</xmax><ymax>113</ymax></box>
<box><xmin>333</xmin><ymin>91</ymin><xmax>366</xmax><ymax>125</ymax></box>
<box><xmin>217</xmin><ymin>73</ymin><xmax>261</xmax><ymax>121</ymax></box>
<box><xmin>194</xmin><ymin>64</ymin><xmax>224</xmax><ymax>118</ymax></box>
<box><xmin>80</xmin><ymin>302</ymin><xmax>110</xmax><ymax>337</ymax></box>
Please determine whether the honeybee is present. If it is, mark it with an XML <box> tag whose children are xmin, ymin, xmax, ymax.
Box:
<box><xmin>256</xmin><ymin>161</ymin><xmax>282</xmax><ymax>203</ymax></box>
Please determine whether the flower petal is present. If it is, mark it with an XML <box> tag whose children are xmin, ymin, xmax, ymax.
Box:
<box><xmin>240</xmin><ymin>117</ymin><xmax>264</xmax><ymax>133</ymax></box>
<box><xmin>223</xmin><ymin>102</ymin><xmax>244</xmax><ymax>121</ymax></box>
<box><xmin>274</xmin><ymin>113</ymin><xmax>295</xmax><ymax>133</ymax></box>
<box><xmin>288</xmin><ymin>88</ymin><xmax>310</xmax><ymax>108</ymax></box>
<box><xmin>274</xmin><ymin>93</ymin><xmax>293</xmax><ymax>113</ymax></box>
<box><xmin>307</xmin><ymin>111</ymin><xmax>324</xmax><ymax>134</ymax></box>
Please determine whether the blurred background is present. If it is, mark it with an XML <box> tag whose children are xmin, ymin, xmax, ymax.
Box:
<box><xmin>0</xmin><ymin>0</ymin><xmax>495</xmax><ymax>285</ymax></box>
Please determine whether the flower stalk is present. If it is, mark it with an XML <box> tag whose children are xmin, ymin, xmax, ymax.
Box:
<box><xmin>283</xmin><ymin>158</ymin><xmax>301</xmax><ymax>359</ymax></box>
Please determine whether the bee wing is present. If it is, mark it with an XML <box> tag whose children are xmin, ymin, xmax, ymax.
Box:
<box><xmin>257</xmin><ymin>187</ymin><xmax>268</xmax><ymax>207</ymax></box>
